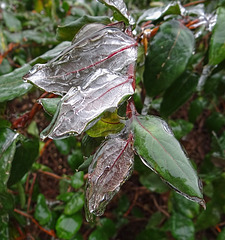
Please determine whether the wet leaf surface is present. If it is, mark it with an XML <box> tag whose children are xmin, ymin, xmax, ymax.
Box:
<box><xmin>64</xmin><ymin>192</ymin><xmax>85</xmax><ymax>215</ymax></box>
<box><xmin>34</xmin><ymin>194</ymin><xmax>52</xmax><ymax>225</ymax></box>
<box><xmin>56</xmin><ymin>15</ymin><xmax>111</xmax><ymax>41</ymax></box>
<box><xmin>209</xmin><ymin>7</ymin><xmax>225</xmax><ymax>65</ymax></box>
<box><xmin>86</xmin><ymin>135</ymin><xmax>134</xmax><ymax>220</ymax></box>
<box><xmin>171</xmin><ymin>213</ymin><xmax>195</xmax><ymax>240</ymax></box>
<box><xmin>41</xmin><ymin>69</ymin><xmax>134</xmax><ymax>139</ymax></box>
<box><xmin>55</xmin><ymin>213</ymin><xmax>82</xmax><ymax>240</ymax></box>
<box><xmin>131</xmin><ymin>115</ymin><xmax>204</xmax><ymax>207</ymax></box>
<box><xmin>144</xmin><ymin>20</ymin><xmax>195</xmax><ymax>97</ymax></box>
<box><xmin>24</xmin><ymin>24</ymin><xmax>137</xmax><ymax>95</ymax></box>
<box><xmin>0</xmin><ymin>128</ymin><xmax>19</xmax><ymax>191</ymax></box>
<box><xmin>39</xmin><ymin>98</ymin><xmax>61</xmax><ymax>116</ymax></box>
<box><xmin>7</xmin><ymin>138</ymin><xmax>39</xmax><ymax>186</ymax></box>
<box><xmin>160</xmin><ymin>72</ymin><xmax>198</xmax><ymax>117</ymax></box>
<box><xmin>0</xmin><ymin>64</ymin><xmax>33</xmax><ymax>102</ymax></box>
<box><xmin>98</xmin><ymin>0</ymin><xmax>133</xmax><ymax>24</ymax></box>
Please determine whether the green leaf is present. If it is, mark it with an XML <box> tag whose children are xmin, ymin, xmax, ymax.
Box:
<box><xmin>27</xmin><ymin>121</ymin><xmax>39</xmax><ymax>138</ymax></box>
<box><xmin>39</xmin><ymin>98</ymin><xmax>61</xmax><ymax>116</ymax></box>
<box><xmin>144</xmin><ymin>20</ymin><xmax>195</xmax><ymax>97</ymax></box>
<box><xmin>131</xmin><ymin>115</ymin><xmax>204</xmax><ymax>207</ymax></box>
<box><xmin>136</xmin><ymin>228</ymin><xmax>167</xmax><ymax>240</ymax></box>
<box><xmin>98</xmin><ymin>218</ymin><xmax>116</xmax><ymax>239</ymax></box>
<box><xmin>2</xmin><ymin>11</ymin><xmax>22</xmax><ymax>32</ymax></box>
<box><xmin>168</xmin><ymin>119</ymin><xmax>193</xmax><ymax>140</ymax></box>
<box><xmin>54</xmin><ymin>137</ymin><xmax>76</xmax><ymax>155</ymax></box>
<box><xmin>86</xmin><ymin>111</ymin><xmax>124</xmax><ymax>138</ymax></box>
<box><xmin>171</xmin><ymin>213</ymin><xmax>195</xmax><ymax>240</ymax></box>
<box><xmin>171</xmin><ymin>192</ymin><xmax>199</xmax><ymax>219</ymax></box>
<box><xmin>0</xmin><ymin>59</ymin><xmax>12</xmax><ymax>75</ymax></box>
<box><xmin>188</xmin><ymin>97</ymin><xmax>207</xmax><ymax>123</ymax></box>
<box><xmin>81</xmin><ymin>135</ymin><xmax>104</xmax><ymax>157</ymax></box>
<box><xmin>209</xmin><ymin>7</ymin><xmax>225</xmax><ymax>65</ymax></box>
<box><xmin>88</xmin><ymin>228</ymin><xmax>108</xmax><ymax>240</ymax></box>
<box><xmin>98</xmin><ymin>0</ymin><xmax>133</xmax><ymax>24</ymax></box>
<box><xmin>196</xmin><ymin>201</ymin><xmax>221</xmax><ymax>231</ymax></box>
<box><xmin>0</xmin><ymin>128</ymin><xmax>19</xmax><ymax>191</ymax></box>
<box><xmin>68</xmin><ymin>150</ymin><xmax>84</xmax><ymax>171</ymax></box>
<box><xmin>160</xmin><ymin>72</ymin><xmax>198</xmax><ymax>117</ymax></box>
<box><xmin>57</xmin><ymin>192</ymin><xmax>74</xmax><ymax>202</ymax></box>
<box><xmin>56</xmin><ymin>15</ymin><xmax>111</xmax><ymax>41</ymax></box>
<box><xmin>0</xmin><ymin>214</ymin><xmax>9</xmax><ymax>239</ymax></box>
<box><xmin>139</xmin><ymin>172</ymin><xmax>169</xmax><ymax>194</ymax></box>
<box><xmin>7</xmin><ymin>138</ymin><xmax>39</xmax><ymax>186</ymax></box>
<box><xmin>56</xmin><ymin>213</ymin><xmax>82</xmax><ymax>240</ymax></box>
<box><xmin>34</xmin><ymin>194</ymin><xmax>52</xmax><ymax>226</ymax></box>
<box><xmin>71</xmin><ymin>172</ymin><xmax>84</xmax><ymax>189</ymax></box>
<box><xmin>0</xmin><ymin>192</ymin><xmax>14</xmax><ymax>215</ymax></box>
<box><xmin>0</xmin><ymin>64</ymin><xmax>33</xmax><ymax>102</ymax></box>
<box><xmin>217</xmin><ymin>227</ymin><xmax>225</xmax><ymax>240</ymax></box>
<box><xmin>64</xmin><ymin>192</ymin><xmax>85</xmax><ymax>215</ymax></box>
<box><xmin>205</xmin><ymin>112</ymin><xmax>225</xmax><ymax>133</ymax></box>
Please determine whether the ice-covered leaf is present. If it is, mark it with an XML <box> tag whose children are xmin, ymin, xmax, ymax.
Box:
<box><xmin>98</xmin><ymin>0</ymin><xmax>134</xmax><ymax>25</ymax></box>
<box><xmin>209</xmin><ymin>7</ymin><xmax>225</xmax><ymax>65</ymax></box>
<box><xmin>86</xmin><ymin>111</ymin><xmax>124</xmax><ymax>137</ymax></box>
<box><xmin>144</xmin><ymin>20</ymin><xmax>195</xmax><ymax>97</ymax></box>
<box><xmin>23</xmin><ymin>23</ymin><xmax>137</xmax><ymax>95</ymax></box>
<box><xmin>131</xmin><ymin>115</ymin><xmax>205</xmax><ymax>207</ymax></box>
<box><xmin>56</xmin><ymin>16</ymin><xmax>111</xmax><ymax>41</ymax></box>
<box><xmin>137</xmin><ymin>1</ymin><xmax>186</xmax><ymax>24</ymax></box>
<box><xmin>41</xmin><ymin>68</ymin><xmax>134</xmax><ymax>139</ymax></box>
<box><xmin>85</xmin><ymin>135</ymin><xmax>134</xmax><ymax>221</ymax></box>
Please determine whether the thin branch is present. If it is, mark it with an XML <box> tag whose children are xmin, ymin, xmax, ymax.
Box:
<box><xmin>38</xmin><ymin>169</ymin><xmax>69</xmax><ymax>180</ymax></box>
<box><xmin>14</xmin><ymin>208</ymin><xmax>56</xmax><ymax>238</ymax></box>
<box><xmin>27</xmin><ymin>173</ymin><xmax>37</xmax><ymax>213</ymax></box>
<box><xmin>183</xmin><ymin>0</ymin><xmax>205</xmax><ymax>7</ymax></box>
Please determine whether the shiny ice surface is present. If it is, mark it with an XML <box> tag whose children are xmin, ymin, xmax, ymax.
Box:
<box><xmin>85</xmin><ymin>136</ymin><xmax>134</xmax><ymax>220</ymax></box>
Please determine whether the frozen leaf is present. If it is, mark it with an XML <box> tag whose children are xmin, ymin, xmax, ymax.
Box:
<box><xmin>137</xmin><ymin>1</ymin><xmax>186</xmax><ymax>24</ymax></box>
<box><xmin>41</xmin><ymin>68</ymin><xmax>134</xmax><ymax>139</ymax></box>
<box><xmin>23</xmin><ymin>23</ymin><xmax>137</xmax><ymax>95</ymax></box>
<box><xmin>86</xmin><ymin>135</ymin><xmax>134</xmax><ymax>221</ymax></box>
<box><xmin>131</xmin><ymin>115</ymin><xmax>205</xmax><ymax>208</ymax></box>
<box><xmin>98</xmin><ymin>0</ymin><xmax>134</xmax><ymax>25</ymax></box>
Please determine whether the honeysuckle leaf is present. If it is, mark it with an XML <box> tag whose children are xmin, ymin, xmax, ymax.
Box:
<box><xmin>131</xmin><ymin>115</ymin><xmax>205</xmax><ymax>208</ymax></box>
<box><xmin>0</xmin><ymin>128</ymin><xmax>19</xmax><ymax>191</ymax></box>
<box><xmin>86</xmin><ymin>111</ymin><xmax>124</xmax><ymax>138</ymax></box>
<box><xmin>85</xmin><ymin>134</ymin><xmax>134</xmax><ymax>221</ymax></box>
<box><xmin>41</xmin><ymin>69</ymin><xmax>134</xmax><ymax>139</ymax></box>
<box><xmin>38</xmin><ymin>98</ymin><xmax>61</xmax><ymax>116</ymax></box>
<box><xmin>98</xmin><ymin>0</ymin><xmax>134</xmax><ymax>25</ymax></box>
<box><xmin>23</xmin><ymin>23</ymin><xmax>137</xmax><ymax>95</ymax></box>
<box><xmin>137</xmin><ymin>1</ymin><xmax>186</xmax><ymax>24</ymax></box>
<box><xmin>56</xmin><ymin>15</ymin><xmax>111</xmax><ymax>41</ymax></box>
<box><xmin>144</xmin><ymin>20</ymin><xmax>195</xmax><ymax>97</ymax></box>
<box><xmin>209</xmin><ymin>7</ymin><xmax>225</xmax><ymax>65</ymax></box>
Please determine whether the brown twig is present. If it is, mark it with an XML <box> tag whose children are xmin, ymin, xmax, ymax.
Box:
<box><xmin>183</xmin><ymin>0</ymin><xmax>205</xmax><ymax>7</ymax></box>
<box><xmin>27</xmin><ymin>173</ymin><xmax>37</xmax><ymax>213</ymax></box>
<box><xmin>38</xmin><ymin>169</ymin><xmax>69</xmax><ymax>180</ymax></box>
<box><xmin>40</xmin><ymin>139</ymin><xmax>53</xmax><ymax>156</ymax></box>
<box><xmin>14</xmin><ymin>208</ymin><xmax>56</xmax><ymax>238</ymax></box>
<box><xmin>124</xmin><ymin>190</ymin><xmax>139</xmax><ymax>217</ymax></box>
<box><xmin>152</xmin><ymin>196</ymin><xmax>170</xmax><ymax>218</ymax></box>
<box><xmin>12</xmin><ymin>92</ymin><xmax>56</xmax><ymax>129</ymax></box>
